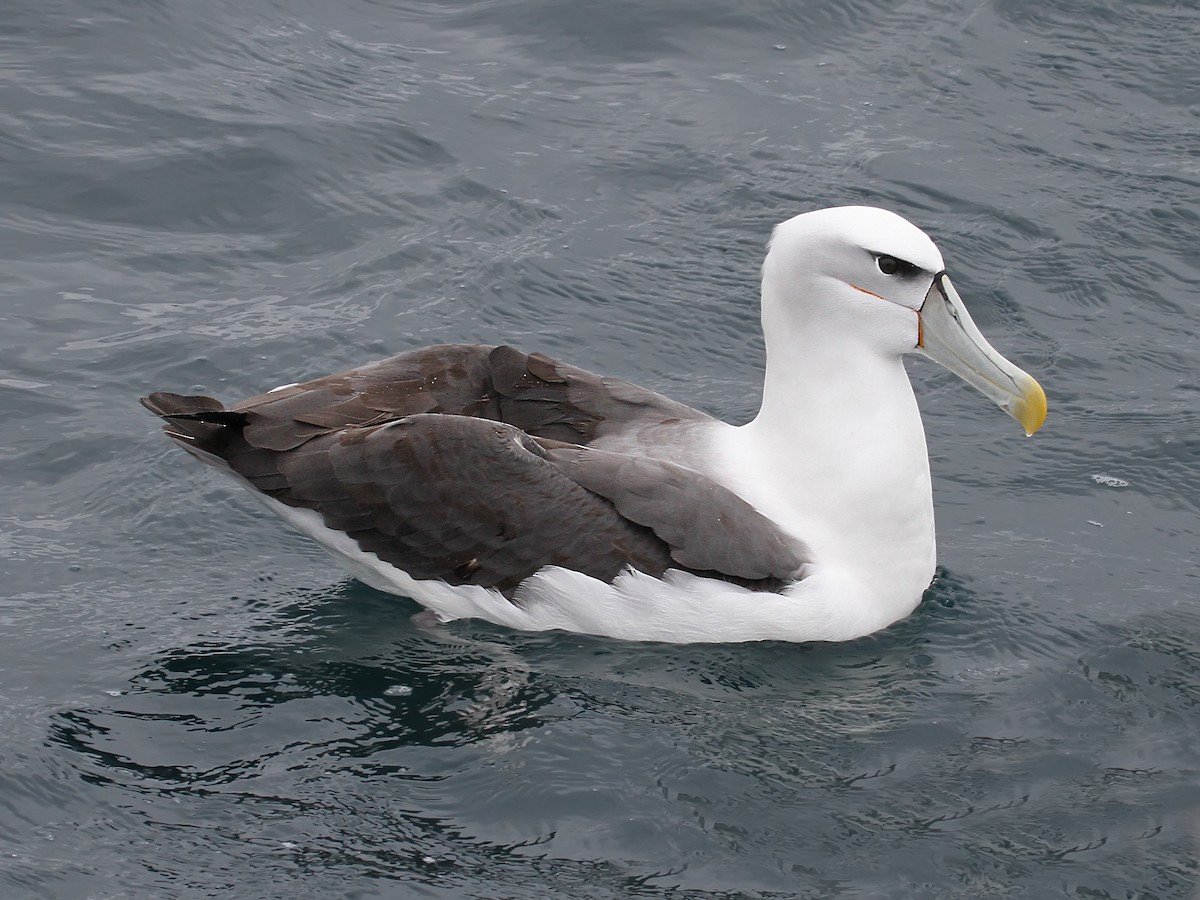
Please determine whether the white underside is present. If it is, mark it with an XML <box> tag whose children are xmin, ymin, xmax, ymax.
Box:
<box><xmin>240</xmin><ymin>489</ymin><xmax>921</xmax><ymax>644</ymax></box>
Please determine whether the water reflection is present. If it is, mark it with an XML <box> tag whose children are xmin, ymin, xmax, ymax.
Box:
<box><xmin>47</xmin><ymin>570</ymin><xmax>984</xmax><ymax>803</ymax></box>
<box><xmin>31</xmin><ymin>571</ymin><xmax>1200</xmax><ymax>895</ymax></box>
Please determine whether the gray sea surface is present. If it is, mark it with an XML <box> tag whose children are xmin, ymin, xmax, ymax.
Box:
<box><xmin>2</xmin><ymin>0</ymin><xmax>1198</xmax><ymax>897</ymax></box>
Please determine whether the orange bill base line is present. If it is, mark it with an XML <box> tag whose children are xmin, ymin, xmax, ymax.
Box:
<box><xmin>849</xmin><ymin>284</ymin><xmax>884</xmax><ymax>300</ymax></box>
<box><xmin>850</xmin><ymin>283</ymin><xmax>924</xmax><ymax>347</ymax></box>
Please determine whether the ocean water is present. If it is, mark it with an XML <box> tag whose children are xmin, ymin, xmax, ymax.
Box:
<box><xmin>2</xmin><ymin>0</ymin><xmax>1198</xmax><ymax>896</ymax></box>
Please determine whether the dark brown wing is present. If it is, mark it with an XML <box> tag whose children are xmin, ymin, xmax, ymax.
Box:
<box><xmin>141</xmin><ymin>344</ymin><xmax>804</xmax><ymax>595</ymax></box>
<box><xmin>224</xmin><ymin>343</ymin><xmax>713</xmax><ymax>452</ymax></box>
<box><xmin>140</xmin><ymin>404</ymin><xmax>675</xmax><ymax>595</ymax></box>
<box><xmin>273</xmin><ymin>415</ymin><xmax>682</xmax><ymax>594</ymax></box>
<box><xmin>541</xmin><ymin>443</ymin><xmax>808</xmax><ymax>583</ymax></box>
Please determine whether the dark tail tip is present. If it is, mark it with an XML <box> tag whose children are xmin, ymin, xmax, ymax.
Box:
<box><xmin>140</xmin><ymin>391</ymin><xmax>226</xmax><ymax>418</ymax></box>
<box><xmin>141</xmin><ymin>391</ymin><xmax>246</xmax><ymax>450</ymax></box>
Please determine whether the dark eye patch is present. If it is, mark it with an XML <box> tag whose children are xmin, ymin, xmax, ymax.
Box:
<box><xmin>875</xmin><ymin>254</ymin><xmax>920</xmax><ymax>277</ymax></box>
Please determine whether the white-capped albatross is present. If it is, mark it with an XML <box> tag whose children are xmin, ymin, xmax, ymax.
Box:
<box><xmin>141</xmin><ymin>206</ymin><xmax>1046</xmax><ymax>644</ymax></box>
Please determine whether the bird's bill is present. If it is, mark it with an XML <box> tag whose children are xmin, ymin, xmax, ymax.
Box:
<box><xmin>916</xmin><ymin>274</ymin><xmax>1047</xmax><ymax>436</ymax></box>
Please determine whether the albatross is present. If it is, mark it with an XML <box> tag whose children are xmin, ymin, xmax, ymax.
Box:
<box><xmin>142</xmin><ymin>206</ymin><xmax>1046</xmax><ymax>644</ymax></box>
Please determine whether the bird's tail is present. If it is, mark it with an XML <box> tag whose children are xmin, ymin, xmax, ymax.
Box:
<box><xmin>140</xmin><ymin>391</ymin><xmax>248</xmax><ymax>458</ymax></box>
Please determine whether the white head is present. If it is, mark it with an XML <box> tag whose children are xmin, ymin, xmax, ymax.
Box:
<box><xmin>759</xmin><ymin>206</ymin><xmax>1046</xmax><ymax>435</ymax></box>
<box><xmin>762</xmin><ymin>206</ymin><xmax>944</xmax><ymax>357</ymax></box>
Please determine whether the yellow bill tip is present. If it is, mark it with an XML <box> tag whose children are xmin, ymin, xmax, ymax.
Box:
<box><xmin>1010</xmin><ymin>374</ymin><xmax>1047</xmax><ymax>437</ymax></box>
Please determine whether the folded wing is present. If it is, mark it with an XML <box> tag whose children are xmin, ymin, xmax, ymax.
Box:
<box><xmin>141</xmin><ymin>344</ymin><xmax>808</xmax><ymax>597</ymax></box>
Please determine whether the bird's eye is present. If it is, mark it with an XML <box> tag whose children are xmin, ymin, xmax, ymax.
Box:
<box><xmin>877</xmin><ymin>255</ymin><xmax>911</xmax><ymax>276</ymax></box>
<box><xmin>876</xmin><ymin>255</ymin><xmax>919</xmax><ymax>277</ymax></box>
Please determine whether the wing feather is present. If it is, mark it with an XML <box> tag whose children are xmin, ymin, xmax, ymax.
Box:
<box><xmin>141</xmin><ymin>344</ymin><xmax>804</xmax><ymax>597</ymax></box>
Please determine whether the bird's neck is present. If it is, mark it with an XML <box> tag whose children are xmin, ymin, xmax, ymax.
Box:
<box><xmin>719</xmin><ymin>328</ymin><xmax>937</xmax><ymax>633</ymax></box>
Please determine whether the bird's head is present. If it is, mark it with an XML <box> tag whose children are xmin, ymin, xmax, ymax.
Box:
<box><xmin>761</xmin><ymin>206</ymin><xmax>1046</xmax><ymax>435</ymax></box>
